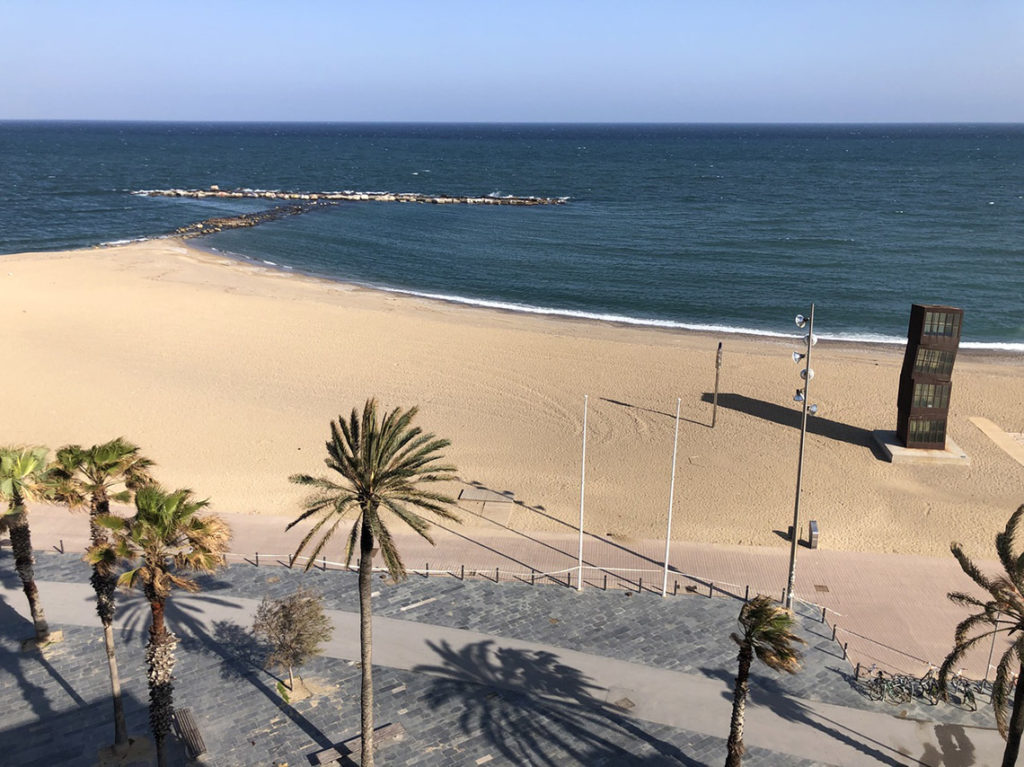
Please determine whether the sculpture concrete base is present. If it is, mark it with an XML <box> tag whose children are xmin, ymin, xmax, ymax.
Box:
<box><xmin>872</xmin><ymin>430</ymin><xmax>970</xmax><ymax>465</ymax></box>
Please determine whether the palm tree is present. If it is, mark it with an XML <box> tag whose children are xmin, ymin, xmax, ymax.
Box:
<box><xmin>940</xmin><ymin>503</ymin><xmax>1024</xmax><ymax>767</ymax></box>
<box><xmin>51</xmin><ymin>438</ymin><xmax>154</xmax><ymax>752</ymax></box>
<box><xmin>0</xmin><ymin>446</ymin><xmax>53</xmax><ymax>643</ymax></box>
<box><xmin>288</xmin><ymin>399</ymin><xmax>460</xmax><ymax>767</ymax></box>
<box><xmin>96</xmin><ymin>485</ymin><xmax>229</xmax><ymax>767</ymax></box>
<box><xmin>725</xmin><ymin>595</ymin><xmax>804</xmax><ymax>767</ymax></box>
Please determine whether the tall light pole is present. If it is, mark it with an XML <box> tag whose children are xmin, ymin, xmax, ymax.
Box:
<box><xmin>661</xmin><ymin>398</ymin><xmax>682</xmax><ymax>597</ymax></box>
<box><xmin>577</xmin><ymin>394</ymin><xmax>588</xmax><ymax>591</ymax></box>
<box><xmin>784</xmin><ymin>305</ymin><xmax>819</xmax><ymax>610</ymax></box>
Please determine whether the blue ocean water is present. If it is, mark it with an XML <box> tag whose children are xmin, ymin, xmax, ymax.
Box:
<box><xmin>2</xmin><ymin>122</ymin><xmax>1022</xmax><ymax>348</ymax></box>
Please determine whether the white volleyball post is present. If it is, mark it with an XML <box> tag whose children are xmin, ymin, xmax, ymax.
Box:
<box><xmin>577</xmin><ymin>394</ymin><xmax>588</xmax><ymax>592</ymax></box>
<box><xmin>662</xmin><ymin>398</ymin><xmax>682</xmax><ymax>597</ymax></box>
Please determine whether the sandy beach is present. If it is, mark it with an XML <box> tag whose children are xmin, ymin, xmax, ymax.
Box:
<box><xmin>1</xmin><ymin>239</ymin><xmax>1021</xmax><ymax>559</ymax></box>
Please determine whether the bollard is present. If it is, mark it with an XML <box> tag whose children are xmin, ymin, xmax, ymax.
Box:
<box><xmin>855</xmin><ymin>662</ymin><xmax>861</xmax><ymax>679</ymax></box>
<box><xmin>842</xmin><ymin>642</ymin><xmax>848</xmax><ymax>660</ymax></box>
<box><xmin>709</xmin><ymin>582</ymin><xmax>714</xmax><ymax>598</ymax></box>
<box><xmin>322</xmin><ymin>554</ymin><xmax>327</xmax><ymax>571</ymax></box>
<box><xmin>288</xmin><ymin>554</ymin><xmax>294</xmax><ymax>569</ymax></box>
<box><xmin>744</xmin><ymin>585</ymin><xmax>749</xmax><ymax>602</ymax></box>
<box><xmin>426</xmin><ymin>562</ymin><xmax>429</xmax><ymax>578</ymax></box>
<box><xmin>604</xmin><ymin>574</ymin><xmax>608</xmax><ymax>591</ymax></box>
<box><xmin>460</xmin><ymin>564</ymin><xmax>465</xmax><ymax>581</ymax></box>
<box><xmin>832</xmin><ymin>624</ymin><xmax>837</xmax><ymax>642</ymax></box>
<box><xmin>674</xmin><ymin>580</ymin><xmax>679</xmax><ymax>596</ymax></box>
<box><xmin>531</xmin><ymin>569</ymin><xmax>536</xmax><ymax>585</ymax></box>
<box><xmin>255</xmin><ymin>552</ymin><xmax>259</xmax><ymax>567</ymax></box>
<box><xmin>638</xmin><ymin>577</ymin><xmax>643</xmax><ymax>593</ymax></box>
<box><xmin>495</xmin><ymin>567</ymin><xmax>499</xmax><ymax>583</ymax></box>
<box><xmin>821</xmin><ymin>606</ymin><xmax>827</xmax><ymax>623</ymax></box>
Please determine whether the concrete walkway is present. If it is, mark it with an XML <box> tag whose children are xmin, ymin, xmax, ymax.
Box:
<box><xmin>21</xmin><ymin>502</ymin><xmax>1005</xmax><ymax>679</ymax></box>
<box><xmin>2</xmin><ymin>577</ymin><xmax>1005</xmax><ymax>766</ymax></box>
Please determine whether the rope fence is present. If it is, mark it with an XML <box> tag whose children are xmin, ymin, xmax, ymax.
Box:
<box><xmin>221</xmin><ymin>550</ymin><xmax>833</xmax><ymax>606</ymax></box>
<box><xmin>219</xmin><ymin>548</ymin><xmax>994</xmax><ymax>681</ymax></box>
<box><xmin>32</xmin><ymin>540</ymin><xmax>937</xmax><ymax>679</ymax></box>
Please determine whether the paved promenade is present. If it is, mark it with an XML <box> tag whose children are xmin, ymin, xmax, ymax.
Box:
<box><xmin>23</xmin><ymin>501</ymin><xmax>1005</xmax><ymax>678</ymax></box>
<box><xmin>0</xmin><ymin>550</ymin><xmax>1004</xmax><ymax>766</ymax></box>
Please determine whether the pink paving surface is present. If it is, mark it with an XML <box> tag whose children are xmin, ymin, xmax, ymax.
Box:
<box><xmin>19</xmin><ymin>502</ymin><xmax>1004</xmax><ymax>679</ymax></box>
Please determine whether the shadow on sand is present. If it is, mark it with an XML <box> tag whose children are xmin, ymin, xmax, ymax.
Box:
<box><xmin>699</xmin><ymin>392</ymin><xmax>886</xmax><ymax>456</ymax></box>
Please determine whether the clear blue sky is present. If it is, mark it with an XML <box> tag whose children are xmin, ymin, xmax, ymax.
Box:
<box><xmin>3</xmin><ymin>0</ymin><xmax>1022</xmax><ymax>122</ymax></box>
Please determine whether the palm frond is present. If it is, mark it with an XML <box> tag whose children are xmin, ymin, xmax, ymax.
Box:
<box><xmin>995</xmin><ymin>505</ymin><xmax>1024</xmax><ymax>580</ymax></box>
<box><xmin>736</xmin><ymin>595</ymin><xmax>805</xmax><ymax>674</ymax></box>
<box><xmin>343</xmin><ymin>518</ymin><xmax>361</xmax><ymax>567</ymax></box>
<box><xmin>382</xmin><ymin>496</ymin><xmax>434</xmax><ymax>535</ymax></box>
<box><xmin>301</xmin><ymin>516</ymin><xmax>345</xmax><ymax>571</ymax></box>
<box><xmin>287</xmin><ymin>400</ymin><xmax>460</xmax><ymax>580</ymax></box>
<box><xmin>991</xmin><ymin>646</ymin><xmax>1018</xmax><ymax>736</ymax></box>
<box><xmin>951</xmin><ymin>542</ymin><xmax>998</xmax><ymax>594</ymax></box>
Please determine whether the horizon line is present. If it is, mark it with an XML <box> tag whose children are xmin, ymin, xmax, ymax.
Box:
<box><xmin>3</xmin><ymin>118</ymin><xmax>1024</xmax><ymax>127</ymax></box>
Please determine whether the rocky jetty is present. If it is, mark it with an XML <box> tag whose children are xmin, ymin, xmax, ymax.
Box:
<box><xmin>136</xmin><ymin>186</ymin><xmax>568</xmax><ymax>206</ymax></box>
<box><xmin>171</xmin><ymin>201</ymin><xmax>332</xmax><ymax>238</ymax></box>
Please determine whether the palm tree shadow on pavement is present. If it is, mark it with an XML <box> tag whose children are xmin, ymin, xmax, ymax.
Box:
<box><xmin>699</xmin><ymin>666</ymin><xmax>969</xmax><ymax>766</ymax></box>
<box><xmin>110</xmin><ymin>591</ymin><xmax>336</xmax><ymax>753</ymax></box>
<box><xmin>699</xmin><ymin>393</ymin><xmax>884</xmax><ymax>455</ymax></box>
<box><xmin>414</xmin><ymin>639</ymin><xmax>704</xmax><ymax>766</ymax></box>
<box><xmin>167</xmin><ymin>606</ymin><xmax>336</xmax><ymax>752</ymax></box>
<box><xmin>0</xmin><ymin>595</ymin><xmax>66</xmax><ymax>723</ymax></box>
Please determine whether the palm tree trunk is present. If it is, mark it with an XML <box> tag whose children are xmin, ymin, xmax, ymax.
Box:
<box><xmin>359</xmin><ymin>522</ymin><xmax>376</xmax><ymax>767</ymax></box>
<box><xmin>90</xmin><ymin>490</ymin><xmax>110</xmax><ymax>549</ymax></box>
<box><xmin>93</xmin><ymin>568</ymin><xmax>128</xmax><ymax>750</ymax></box>
<box><xmin>90</xmin><ymin>491</ymin><xmax>128</xmax><ymax>751</ymax></box>
<box><xmin>8</xmin><ymin>508</ymin><xmax>49</xmax><ymax>641</ymax></box>
<box><xmin>146</xmin><ymin>593</ymin><xmax>176</xmax><ymax>767</ymax></box>
<box><xmin>1003</xmin><ymin>672</ymin><xmax>1024</xmax><ymax>767</ymax></box>
<box><xmin>103</xmin><ymin>621</ymin><xmax>129</xmax><ymax>751</ymax></box>
<box><xmin>726</xmin><ymin>643</ymin><xmax>753</xmax><ymax>767</ymax></box>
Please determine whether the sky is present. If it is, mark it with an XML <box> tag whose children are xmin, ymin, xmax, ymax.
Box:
<box><xmin>3</xmin><ymin>1</ymin><xmax>1023</xmax><ymax>123</ymax></box>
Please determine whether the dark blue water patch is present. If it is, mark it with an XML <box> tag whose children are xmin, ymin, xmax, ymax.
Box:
<box><xmin>1</xmin><ymin>121</ymin><xmax>1022</xmax><ymax>346</ymax></box>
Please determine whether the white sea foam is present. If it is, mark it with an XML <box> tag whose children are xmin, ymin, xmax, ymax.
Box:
<box><xmin>372</xmin><ymin>286</ymin><xmax>1024</xmax><ymax>351</ymax></box>
<box><xmin>100</xmin><ymin>236</ymin><xmax>150</xmax><ymax>246</ymax></box>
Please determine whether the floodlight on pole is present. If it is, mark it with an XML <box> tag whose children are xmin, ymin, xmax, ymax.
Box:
<box><xmin>784</xmin><ymin>304</ymin><xmax>820</xmax><ymax>610</ymax></box>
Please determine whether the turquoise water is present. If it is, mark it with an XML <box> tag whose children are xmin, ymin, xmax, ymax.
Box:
<box><xmin>2</xmin><ymin>122</ymin><xmax>1022</xmax><ymax>348</ymax></box>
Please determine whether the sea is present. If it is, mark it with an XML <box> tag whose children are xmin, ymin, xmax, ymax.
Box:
<box><xmin>2</xmin><ymin>121</ymin><xmax>1022</xmax><ymax>350</ymax></box>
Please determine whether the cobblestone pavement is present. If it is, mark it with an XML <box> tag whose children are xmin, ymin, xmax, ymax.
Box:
<box><xmin>1</xmin><ymin>550</ymin><xmax>997</xmax><ymax>765</ymax></box>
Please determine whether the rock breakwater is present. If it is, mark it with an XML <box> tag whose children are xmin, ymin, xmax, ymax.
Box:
<box><xmin>135</xmin><ymin>186</ymin><xmax>568</xmax><ymax>206</ymax></box>
<box><xmin>171</xmin><ymin>202</ymin><xmax>332</xmax><ymax>238</ymax></box>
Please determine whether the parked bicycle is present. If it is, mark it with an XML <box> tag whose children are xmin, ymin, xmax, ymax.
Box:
<box><xmin>861</xmin><ymin>665</ymin><xmax>912</xmax><ymax>705</ymax></box>
<box><xmin>919</xmin><ymin>665</ymin><xmax>941</xmax><ymax>706</ymax></box>
<box><xmin>946</xmin><ymin>669</ymin><xmax>978</xmax><ymax>711</ymax></box>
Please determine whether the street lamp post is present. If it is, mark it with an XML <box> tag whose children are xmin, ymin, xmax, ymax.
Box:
<box><xmin>784</xmin><ymin>305</ymin><xmax>818</xmax><ymax>610</ymax></box>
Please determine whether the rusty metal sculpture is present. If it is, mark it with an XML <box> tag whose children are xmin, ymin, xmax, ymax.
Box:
<box><xmin>896</xmin><ymin>305</ymin><xmax>963</xmax><ymax>449</ymax></box>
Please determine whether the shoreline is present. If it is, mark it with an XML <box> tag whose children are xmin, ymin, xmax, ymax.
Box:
<box><xmin>2</xmin><ymin>239</ymin><xmax>1022</xmax><ymax>559</ymax></box>
<box><xmin>8</xmin><ymin>233</ymin><xmax>1022</xmax><ymax>353</ymax></box>
<box><xmin>176</xmin><ymin>237</ymin><xmax>1024</xmax><ymax>356</ymax></box>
